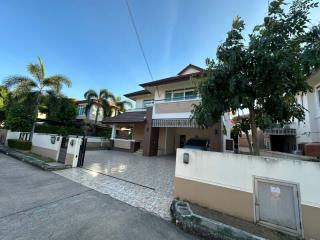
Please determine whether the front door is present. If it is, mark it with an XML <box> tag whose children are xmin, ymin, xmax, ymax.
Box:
<box><xmin>150</xmin><ymin>127</ymin><xmax>159</xmax><ymax>156</ymax></box>
<box><xmin>254</xmin><ymin>177</ymin><xmax>303</xmax><ymax>237</ymax></box>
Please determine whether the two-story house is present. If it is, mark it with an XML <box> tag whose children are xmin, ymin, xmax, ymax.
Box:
<box><xmin>75</xmin><ymin>99</ymin><xmax>118</xmax><ymax>132</ymax></box>
<box><xmin>263</xmin><ymin>69</ymin><xmax>320</xmax><ymax>156</ymax></box>
<box><xmin>102</xmin><ymin>64</ymin><xmax>232</xmax><ymax>156</ymax></box>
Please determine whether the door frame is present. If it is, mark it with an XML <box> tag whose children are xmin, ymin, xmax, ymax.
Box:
<box><xmin>253</xmin><ymin>176</ymin><xmax>304</xmax><ymax>238</ymax></box>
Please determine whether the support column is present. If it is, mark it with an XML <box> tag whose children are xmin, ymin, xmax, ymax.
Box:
<box><xmin>209</xmin><ymin>119</ymin><xmax>223</xmax><ymax>152</ymax></box>
<box><xmin>111</xmin><ymin>124</ymin><xmax>116</xmax><ymax>139</ymax></box>
<box><xmin>143</xmin><ymin>107</ymin><xmax>159</xmax><ymax>156</ymax></box>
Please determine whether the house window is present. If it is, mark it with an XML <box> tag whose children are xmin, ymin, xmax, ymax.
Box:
<box><xmin>172</xmin><ymin>90</ymin><xmax>184</xmax><ymax>100</ymax></box>
<box><xmin>165</xmin><ymin>90</ymin><xmax>172</xmax><ymax>101</ymax></box>
<box><xmin>300</xmin><ymin>94</ymin><xmax>304</xmax><ymax>107</ymax></box>
<box><xmin>185</xmin><ymin>90</ymin><xmax>197</xmax><ymax>99</ymax></box>
<box><xmin>164</xmin><ymin>88</ymin><xmax>198</xmax><ymax>101</ymax></box>
<box><xmin>143</xmin><ymin>99</ymin><xmax>154</xmax><ymax>108</ymax></box>
<box><xmin>78</xmin><ymin>105</ymin><xmax>85</xmax><ymax>116</ymax></box>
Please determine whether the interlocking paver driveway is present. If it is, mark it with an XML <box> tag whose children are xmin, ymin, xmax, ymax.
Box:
<box><xmin>55</xmin><ymin>150</ymin><xmax>175</xmax><ymax>219</ymax></box>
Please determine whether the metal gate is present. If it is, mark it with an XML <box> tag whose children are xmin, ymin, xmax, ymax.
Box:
<box><xmin>57</xmin><ymin>137</ymin><xmax>68</xmax><ymax>164</ymax></box>
<box><xmin>77</xmin><ymin>137</ymin><xmax>87</xmax><ymax>167</ymax></box>
<box><xmin>254</xmin><ymin>177</ymin><xmax>303</xmax><ymax>237</ymax></box>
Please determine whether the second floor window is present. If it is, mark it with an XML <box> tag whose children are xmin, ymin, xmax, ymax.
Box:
<box><xmin>165</xmin><ymin>88</ymin><xmax>198</xmax><ymax>101</ymax></box>
<box><xmin>143</xmin><ymin>99</ymin><xmax>154</xmax><ymax>108</ymax></box>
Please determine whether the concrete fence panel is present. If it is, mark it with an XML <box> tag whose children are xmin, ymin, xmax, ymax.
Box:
<box><xmin>175</xmin><ymin>149</ymin><xmax>320</xmax><ymax>240</ymax></box>
<box><xmin>31</xmin><ymin>133</ymin><xmax>62</xmax><ymax>161</ymax></box>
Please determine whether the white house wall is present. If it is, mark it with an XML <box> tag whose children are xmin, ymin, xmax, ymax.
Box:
<box><xmin>293</xmin><ymin>73</ymin><xmax>320</xmax><ymax>144</ymax></box>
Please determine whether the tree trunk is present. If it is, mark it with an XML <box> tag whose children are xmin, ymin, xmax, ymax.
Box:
<box><xmin>29</xmin><ymin>92</ymin><xmax>41</xmax><ymax>141</ymax></box>
<box><xmin>244</xmin><ymin>131</ymin><xmax>253</xmax><ymax>154</ymax></box>
<box><xmin>249</xmin><ymin>111</ymin><xmax>260</xmax><ymax>155</ymax></box>
<box><xmin>93</xmin><ymin>105</ymin><xmax>100</xmax><ymax>135</ymax></box>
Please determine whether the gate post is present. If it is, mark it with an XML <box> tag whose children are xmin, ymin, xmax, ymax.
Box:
<box><xmin>63</xmin><ymin>137</ymin><xmax>84</xmax><ymax>167</ymax></box>
<box><xmin>77</xmin><ymin>136</ymin><xmax>87</xmax><ymax>167</ymax></box>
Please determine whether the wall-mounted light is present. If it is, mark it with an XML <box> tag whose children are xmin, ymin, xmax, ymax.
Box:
<box><xmin>50</xmin><ymin>136</ymin><xmax>56</xmax><ymax>144</ymax></box>
<box><xmin>70</xmin><ymin>139</ymin><xmax>75</xmax><ymax>146</ymax></box>
<box><xmin>183</xmin><ymin>153</ymin><xmax>189</xmax><ymax>164</ymax></box>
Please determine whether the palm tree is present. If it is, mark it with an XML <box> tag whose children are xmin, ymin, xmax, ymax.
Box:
<box><xmin>84</xmin><ymin>89</ymin><xmax>115</xmax><ymax>134</ymax></box>
<box><xmin>114</xmin><ymin>96</ymin><xmax>133</xmax><ymax>115</ymax></box>
<box><xmin>4</xmin><ymin>56</ymin><xmax>71</xmax><ymax>140</ymax></box>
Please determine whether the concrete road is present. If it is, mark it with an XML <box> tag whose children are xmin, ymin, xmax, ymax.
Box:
<box><xmin>0</xmin><ymin>154</ymin><xmax>196</xmax><ymax>240</ymax></box>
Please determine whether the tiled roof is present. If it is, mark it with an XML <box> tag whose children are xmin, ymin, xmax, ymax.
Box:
<box><xmin>76</xmin><ymin>99</ymin><xmax>117</xmax><ymax>108</ymax></box>
<box><xmin>102</xmin><ymin>111</ymin><xmax>146</xmax><ymax>124</ymax></box>
<box><xmin>124</xmin><ymin>90</ymin><xmax>151</xmax><ymax>98</ymax></box>
<box><xmin>177</xmin><ymin>64</ymin><xmax>204</xmax><ymax>75</ymax></box>
<box><xmin>139</xmin><ymin>72</ymin><xmax>203</xmax><ymax>87</ymax></box>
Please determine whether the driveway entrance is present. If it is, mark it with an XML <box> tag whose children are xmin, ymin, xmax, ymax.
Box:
<box><xmin>0</xmin><ymin>154</ymin><xmax>196</xmax><ymax>240</ymax></box>
<box><xmin>55</xmin><ymin>150</ymin><xmax>175</xmax><ymax>219</ymax></box>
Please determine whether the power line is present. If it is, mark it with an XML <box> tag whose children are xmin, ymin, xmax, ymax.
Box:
<box><xmin>125</xmin><ymin>0</ymin><xmax>154</xmax><ymax>81</ymax></box>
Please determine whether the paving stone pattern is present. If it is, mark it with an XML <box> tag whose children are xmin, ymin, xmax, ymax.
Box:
<box><xmin>55</xmin><ymin>150</ymin><xmax>175</xmax><ymax>219</ymax></box>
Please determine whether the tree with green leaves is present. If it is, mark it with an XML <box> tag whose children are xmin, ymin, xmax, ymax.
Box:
<box><xmin>3</xmin><ymin>57</ymin><xmax>72</xmax><ymax>140</ymax></box>
<box><xmin>84</xmin><ymin>89</ymin><xmax>115</xmax><ymax>134</ymax></box>
<box><xmin>0</xmin><ymin>86</ymin><xmax>9</xmax><ymax>123</ymax></box>
<box><xmin>40</xmin><ymin>92</ymin><xmax>77</xmax><ymax>125</ymax></box>
<box><xmin>192</xmin><ymin>0</ymin><xmax>319</xmax><ymax>155</ymax></box>
<box><xmin>4</xmin><ymin>104</ymin><xmax>33</xmax><ymax>132</ymax></box>
<box><xmin>114</xmin><ymin>96</ymin><xmax>133</xmax><ymax>115</ymax></box>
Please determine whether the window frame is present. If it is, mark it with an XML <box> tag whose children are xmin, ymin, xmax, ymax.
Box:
<box><xmin>143</xmin><ymin>99</ymin><xmax>154</xmax><ymax>108</ymax></box>
<box><xmin>163</xmin><ymin>88</ymin><xmax>198</xmax><ymax>102</ymax></box>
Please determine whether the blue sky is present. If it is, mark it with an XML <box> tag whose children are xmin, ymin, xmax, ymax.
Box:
<box><xmin>0</xmin><ymin>0</ymin><xmax>319</xmax><ymax>100</ymax></box>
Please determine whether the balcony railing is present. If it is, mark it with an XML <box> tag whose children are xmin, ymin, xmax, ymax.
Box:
<box><xmin>157</xmin><ymin>95</ymin><xmax>201</xmax><ymax>103</ymax></box>
<box><xmin>153</xmin><ymin>97</ymin><xmax>201</xmax><ymax>114</ymax></box>
<box><xmin>126</xmin><ymin>107</ymin><xmax>148</xmax><ymax>112</ymax></box>
<box><xmin>264</xmin><ymin>128</ymin><xmax>296</xmax><ymax>135</ymax></box>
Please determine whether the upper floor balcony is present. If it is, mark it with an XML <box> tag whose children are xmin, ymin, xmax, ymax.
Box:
<box><xmin>152</xmin><ymin>92</ymin><xmax>201</xmax><ymax>119</ymax></box>
<box><xmin>126</xmin><ymin>99</ymin><xmax>154</xmax><ymax>112</ymax></box>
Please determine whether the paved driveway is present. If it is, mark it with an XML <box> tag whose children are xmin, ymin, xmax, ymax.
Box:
<box><xmin>0</xmin><ymin>154</ymin><xmax>195</xmax><ymax>240</ymax></box>
<box><xmin>55</xmin><ymin>150</ymin><xmax>175</xmax><ymax>219</ymax></box>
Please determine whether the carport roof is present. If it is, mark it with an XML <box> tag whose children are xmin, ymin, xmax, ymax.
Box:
<box><xmin>102</xmin><ymin>111</ymin><xmax>146</xmax><ymax>124</ymax></box>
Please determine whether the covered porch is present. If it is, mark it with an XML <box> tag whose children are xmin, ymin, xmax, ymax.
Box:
<box><xmin>153</xmin><ymin>118</ymin><xmax>224</xmax><ymax>155</ymax></box>
<box><xmin>102</xmin><ymin>111</ymin><xmax>146</xmax><ymax>153</ymax></box>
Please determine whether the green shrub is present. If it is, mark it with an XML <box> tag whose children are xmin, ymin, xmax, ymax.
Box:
<box><xmin>35</xmin><ymin>124</ymin><xmax>83</xmax><ymax>136</ymax></box>
<box><xmin>7</xmin><ymin>139</ymin><xmax>32</xmax><ymax>150</ymax></box>
<box><xmin>4</xmin><ymin>104</ymin><xmax>33</xmax><ymax>132</ymax></box>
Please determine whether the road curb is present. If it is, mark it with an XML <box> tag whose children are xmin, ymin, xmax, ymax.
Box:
<box><xmin>0</xmin><ymin>146</ymin><xmax>70</xmax><ymax>171</ymax></box>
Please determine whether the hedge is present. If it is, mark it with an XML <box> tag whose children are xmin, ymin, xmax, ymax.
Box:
<box><xmin>8</xmin><ymin>139</ymin><xmax>32</xmax><ymax>151</ymax></box>
<box><xmin>35</xmin><ymin>124</ymin><xmax>83</xmax><ymax>136</ymax></box>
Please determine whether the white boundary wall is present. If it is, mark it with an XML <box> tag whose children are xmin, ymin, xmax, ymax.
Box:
<box><xmin>32</xmin><ymin>134</ymin><xmax>62</xmax><ymax>155</ymax></box>
<box><xmin>66</xmin><ymin>137</ymin><xmax>82</xmax><ymax>167</ymax></box>
<box><xmin>5</xmin><ymin>131</ymin><xmax>22</xmax><ymax>145</ymax></box>
<box><xmin>176</xmin><ymin>149</ymin><xmax>320</xmax><ymax>208</ymax></box>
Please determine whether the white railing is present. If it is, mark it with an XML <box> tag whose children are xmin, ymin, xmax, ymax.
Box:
<box><xmin>126</xmin><ymin>108</ymin><xmax>147</xmax><ymax>112</ymax></box>
<box><xmin>155</xmin><ymin>96</ymin><xmax>201</xmax><ymax>104</ymax></box>
<box><xmin>264</xmin><ymin>128</ymin><xmax>296</xmax><ymax>135</ymax></box>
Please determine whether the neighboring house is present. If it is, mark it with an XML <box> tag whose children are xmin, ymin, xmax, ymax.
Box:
<box><xmin>103</xmin><ymin>64</ymin><xmax>232</xmax><ymax>156</ymax></box>
<box><xmin>264</xmin><ymin>70</ymin><xmax>320</xmax><ymax>155</ymax></box>
<box><xmin>75</xmin><ymin>99</ymin><xmax>118</xmax><ymax>130</ymax></box>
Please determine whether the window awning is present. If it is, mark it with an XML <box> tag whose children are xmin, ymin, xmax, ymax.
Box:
<box><xmin>152</xmin><ymin>118</ymin><xmax>200</xmax><ymax>128</ymax></box>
